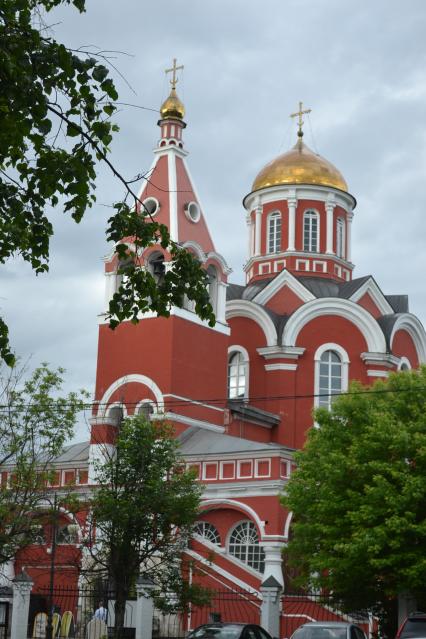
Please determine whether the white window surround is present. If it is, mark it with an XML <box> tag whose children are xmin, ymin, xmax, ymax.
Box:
<box><xmin>227</xmin><ymin>520</ymin><xmax>265</xmax><ymax>574</ymax></box>
<box><xmin>219</xmin><ymin>460</ymin><xmax>236</xmax><ymax>479</ymax></box>
<box><xmin>97</xmin><ymin>374</ymin><xmax>164</xmax><ymax>415</ymax></box>
<box><xmin>141</xmin><ymin>196</ymin><xmax>160</xmax><ymax>217</ymax></box>
<box><xmin>267</xmin><ymin>211</ymin><xmax>282</xmax><ymax>254</ymax></box>
<box><xmin>134</xmin><ymin>398</ymin><xmax>157</xmax><ymax>418</ymax></box>
<box><xmin>237</xmin><ymin>459</ymin><xmax>253</xmax><ymax>479</ymax></box>
<box><xmin>314</xmin><ymin>343</ymin><xmax>350</xmax><ymax>409</ymax></box>
<box><xmin>228</xmin><ymin>345</ymin><xmax>250</xmax><ymax>400</ymax></box>
<box><xmin>398</xmin><ymin>356</ymin><xmax>412</xmax><ymax>371</ymax></box>
<box><xmin>254</xmin><ymin>458</ymin><xmax>271</xmax><ymax>478</ymax></box>
<box><xmin>202</xmin><ymin>462</ymin><xmax>218</xmax><ymax>481</ymax></box>
<box><xmin>184</xmin><ymin>201</ymin><xmax>201</xmax><ymax>223</ymax></box>
<box><xmin>105</xmin><ymin>402</ymin><xmax>128</xmax><ymax>418</ymax></box>
<box><xmin>259</xmin><ymin>263</ymin><xmax>271</xmax><ymax>274</ymax></box>
<box><xmin>336</xmin><ymin>217</ymin><xmax>345</xmax><ymax>259</ymax></box>
<box><xmin>389</xmin><ymin>314</ymin><xmax>426</xmax><ymax>364</ymax></box>
<box><xmin>303</xmin><ymin>210</ymin><xmax>320</xmax><ymax>252</ymax></box>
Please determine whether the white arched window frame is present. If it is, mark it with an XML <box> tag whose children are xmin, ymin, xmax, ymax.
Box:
<box><xmin>314</xmin><ymin>343</ymin><xmax>349</xmax><ymax>410</ymax></box>
<box><xmin>336</xmin><ymin>217</ymin><xmax>346</xmax><ymax>259</ymax></box>
<box><xmin>227</xmin><ymin>346</ymin><xmax>249</xmax><ymax>400</ymax></box>
<box><xmin>267</xmin><ymin>211</ymin><xmax>282</xmax><ymax>254</ymax></box>
<box><xmin>227</xmin><ymin>520</ymin><xmax>265</xmax><ymax>573</ymax></box>
<box><xmin>398</xmin><ymin>356</ymin><xmax>411</xmax><ymax>371</ymax></box>
<box><xmin>105</xmin><ymin>402</ymin><xmax>128</xmax><ymax>421</ymax></box>
<box><xmin>303</xmin><ymin>210</ymin><xmax>319</xmax><ymax>252</ymax></box>
<box><xmin>193</xmin><ymin>521</ymin><xmax>221</xmax><ymax>546</ymax></box>
<box><xmin>134</xmin><ymin>399</ymin><xmax>158</xmax><ymax>420</ymax></box>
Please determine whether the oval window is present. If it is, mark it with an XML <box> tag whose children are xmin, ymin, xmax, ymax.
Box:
<box><xmin>142</xmin><ymin>197</ymin><xmax>160</xmax><ymax>217</ymax></box>
<box><xmin>184</xmin><ymin>201</ymin><xmax>201</xmax><ymax>223</ymax></box>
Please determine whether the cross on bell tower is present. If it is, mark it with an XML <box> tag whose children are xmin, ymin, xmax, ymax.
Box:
<box><xmin>165</xmin><ymin>58</ymin><xmax>184</xmax><ymax>90</ymax></box>
<box><xmin>290</xmin><ymin>101</ymin><xmax>311</xmax><ymax>138</ymax></box>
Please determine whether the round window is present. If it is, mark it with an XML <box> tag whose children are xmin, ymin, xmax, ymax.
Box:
<box><xmin>184</xmin><ymin>201</ymin><xmax>201</xmax><ymax>223</ymax></box>
<box><xmin>142</xmin><ymin>197</ymin><xmax>160</xmax><ymax>217</ymax></box>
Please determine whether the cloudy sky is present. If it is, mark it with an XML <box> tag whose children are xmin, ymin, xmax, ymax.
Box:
<box><xmin>3</xmin><ymin>0</ymin><xmax>426</xmax><ymax>439</ymax></box>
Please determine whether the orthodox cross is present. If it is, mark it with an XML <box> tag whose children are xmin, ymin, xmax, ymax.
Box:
<box><xmin>165</xmin><ymin>58</ymin><xmax>184</xmax><ymax>89</ymax></box>
<box><xmin>290</xmin><ymin>101</ymin><xmax>312</xmax><ymax>137</ymax></box>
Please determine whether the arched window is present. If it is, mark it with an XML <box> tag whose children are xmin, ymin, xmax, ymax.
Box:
<box><xmin>228</xmin><ymin>351</ymin><xmax>248</xmax><ymax>399</ymax></box>
<box><xmin>303</xmin><ymin>210</ymin><xmax>319</xmax><ymax>252</ymax></box>
<box><xmin>318</xmin><ymin>350</ymin><xmax>343</xmax><ymax>410</ymax></box>
<box><xmin>147</xmin><ymin>251</ymin><xmax>166</xmax><ymax>284</ymax></box>
<box><xmin>336</xmin><ymin>217</ymin><xmax>345</xmax><ymax>258</ymax></box>
<box><xmin>267</xmin><ymin>212</ymin><xmax>281</xmax><ymax>254</ymax></box>
<box><xmin>193</xmin><ymin>522</ymin><xmax>221</xmax><ymax>545</ymax></box>
<box><xmin>398</xmin><ymin>357</ymin><xmax>411</xmax><ymax>371</ymax></box>
<box><xmin>136</xmin><ymin>402</ymin><xmax>154</xmax><ymax>420</ymax></box>
<box><xmin>107</xmin><ymin>405</ymin><xmax>124</xmax><ymax>424</ymax></box>
<box><xmin>228</xmin><ymin>521</ymin><xmax>265</xmax><ymax>573</ymax></box>
<box><xmin>56</xmin><ymin>523</ymin><xmax>79</xmax><ymax>545</ymax></box>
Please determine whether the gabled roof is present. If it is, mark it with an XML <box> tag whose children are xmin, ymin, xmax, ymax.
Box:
<box><xmin>228</xmin><ymin>400</ymin><xmax>281</xmax><ymax>428</ymax></box>
<box><xmin>386</xmin><ymin>295</ymin><xmax>409</xmax><ymax>313</ymax></box>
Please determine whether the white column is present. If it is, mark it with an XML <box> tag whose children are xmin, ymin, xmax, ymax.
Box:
<box><xmin>135</xmin><ymin>576</ymin><xmax>156</xmax><ymax>639</ymax></box>
<box><xmin>346</xmin><ymin>211</ymin><xmax>353</xmax><ymax>262</ymax></box>
<box><xmin>104</xmin><ymin>272</ymin><xmax>116</xmax><ymax>310</ymax></box>
<box><xmin>246</xmin><ymin>213</ymin><xmax>253</xmax><ymax>259</ymax></box>
<box><xmin>254</xmin><ymin>206</ymin><xmax>262</xmax><ymax>256</ymax></box>
<box><xmin>0</xmin><ymin>560</ymin><xmax>14</xmax><ymax>586</ymax></box>
<box><xmin>325</xmin><ymin>201</ymin><xmax>335</xmax><ymax>254</ymax></box>
<box><xmin>287</xmin><ymin>198</ymin><xmax>297</xmax><ymax>251</ymax></box>
<box><xmin>11</xmin><ymin>572</ymin><xmax>33</xmax><ymax>639</ymax></box>
<box><xmin>262</xmin><ymin>543</ymin><xmax>284</xmax><ymax>586</ymax></box>
<box><xmin>260</xmin><ymin>578</ymin><xmax>282</xmax><ymax>639</ymax></box>
<box><xmin>216</xmin><ymin>281</ymin><xmax>228</xmax><ymax>324</ymax></box>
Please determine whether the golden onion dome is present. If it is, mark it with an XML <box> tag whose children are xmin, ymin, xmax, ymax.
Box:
<box><xmin>252</xmin><ymin>138</ymin><xmax>348</xmax><ymax>193</ymax></box>
<box><xmin>160</xmin><ymin>87</ymin><xmax>185</xmax><ymax>120</ymax></box>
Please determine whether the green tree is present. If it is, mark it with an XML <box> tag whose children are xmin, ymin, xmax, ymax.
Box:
<box><xmin>0</xmin><ymin>362</ymin><xmax>86</xmax><ymax>565</ymax></box>
<box><xmin>283</xmin><ymin>367</ymin><xmax>426</xmax><ymax>637</ymax></box>
<box><xmin>87</xmin><ymin>416</ymin><xmax>205</xmax><ymax>639</ymax></box>
<box><xmin>0</xmin><ymin>0</ymin><xmax>214</xmax><ymax>366</ymax></box>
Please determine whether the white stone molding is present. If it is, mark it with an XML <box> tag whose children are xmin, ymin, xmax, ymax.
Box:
<box><xmin>262</xmin><ymin>543</ymin><xmax>285</xmax><ymax>586</ymax></box>
<box><xmin>265</xmin><ymin>363</ymin><xmax>298</xmax><ymax>371</ymax></box>
<box><xmin>97</xmin><ymin>374</ymin><xmax>164</xmax><ymax>415</ymax></box>
<box><xmin>361</xmin><ymin>352</ymin><xmax>400</xmax><ymax>368</ymax></box>
<box><xmin>283</xmin><ymin>297</ymin><xmax>387</xmax><ymax>353</ymax></box>
<box><xmin>283</xmin><ymin>511</ymin><xmax>293</xmax><ymax>541</ymax></box>
<box><xmin>367</xmin><ymin>370</ymin><xmax>389</xmax><ymax>378</ymax></box>
<box><xmin>325</xmin><ymin>196</ymin><xmax>336</xmax><ymax>255</ymax></box>
<box><xmin>167</xmin><ymin>152</ymin><xmax>178</xmax><ymax>242</ymax></box>
<box><xmin>162</xmin><ymin>411</ymin><xmax>224</xmax><ymax>433</ymax></box>
<box><xmin>186</xmin><ymin>548</ymin><xmax>260</xmax><ymax>595</ymax></box>
<box><xmin>226</xmin><ymin>300</ymin><xmax>277</xmax><ymax>346</ymax></box>
<box><xmin>252</xmin><ymin>269</ymin><xmax>315</xmax><ymax>306</ymax></box>
<box><xmin>257</xmin><ymin>345</ymin><xmax>306</xmax><ymax>360</ymax></box>
<box><xmin>181</xmin><ymin>240</ymin><xmax>206</xmax><ymax>263</ymax></box>
<box><xmin>314</xmin><ymin>342</ymin><xmax>350</xmax><ymax>408</ymax></box>
<box><xmin>243</xmin><ymin>183</ymin><xmax>356</xmax><ymax>214</ymax></box>
<box><xmin>202</xmin><ymin>499</ymin><xmax>266</xmax><ymax>537</ymax></box>
<box><xmin>346</xmin><ymin>211</ymin><xmax>354</xmax><ymax>262</ymax></box>
<box><xmin>254</xmin><ymin>206</ymin><xmax>262</xmax><ymax>255</ymax></box>
<box><xmin>287</xmin><ymin>197</ymin><xmax>297</xmax><ymax>251</ymax></box>
<box><xmin>350</xmin><ymin>277</ymin><xmax>394</xmax><ymax>316</ymax></box>
<box><xmin>390</xmin><ymin>314</ymin><xmax>426</xmax><ymax>364</ymax></box>
<box><xmin>206</xmin><ymin>250</ymin><xmax>233</xmax><ymax>275</ymax></box>
<box><xmin>163</xmin><ymin>393</ymin><xmax>225</xmax><ymax>413</ymax></box>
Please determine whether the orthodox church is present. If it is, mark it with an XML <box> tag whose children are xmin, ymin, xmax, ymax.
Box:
<box><xmin>6</xmin><ymin>63</ymin><xmax>426</xmax><ymax>614</ymax></box>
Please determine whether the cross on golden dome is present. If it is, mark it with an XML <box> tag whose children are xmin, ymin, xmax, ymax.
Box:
<box><xmin>290</xmin><ymin>101</ymin><xmax>311</xmax><ymax>138</ymax></box>
<box><xmin>165</xmin><ymin>58</ymin><xmax>184</xmax><ymax>90</ymax></box>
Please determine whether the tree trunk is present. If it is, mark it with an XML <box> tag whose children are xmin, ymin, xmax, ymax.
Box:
<box><xmin>378</xmin><ymin>598</ymin><xmax>399</xmax><ymax>639</ymax></box>
<box><xmin>113</xmin><ymin>584</ymin><xmax>128</xmax><ymax>639</ymax></box>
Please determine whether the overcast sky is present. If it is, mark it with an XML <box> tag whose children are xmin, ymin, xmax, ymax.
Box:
<box><xmin>3</xmin><ymin>0</ymin><xmax>426</xmax><ymax>439</ymax></box>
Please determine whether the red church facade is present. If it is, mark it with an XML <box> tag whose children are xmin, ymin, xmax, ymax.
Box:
<box><xmin>3</xmin><ymin>72</ymin><xmax>426</xmax><ymax>629</ymax></box>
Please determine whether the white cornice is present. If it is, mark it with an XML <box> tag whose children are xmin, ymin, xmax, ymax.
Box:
<box><xmin>153</xmin><ymin>144</ymin><xmax>188</xmax><ymax>158</ymax></box>
<box><xmin>257</xmin><ymin>346</ymin><xmax>305</xmax><ymax>360</ymax></box>
<box><xmin>243</xmin><ymin>250</ymin><xmax>354</xmax><ymax>273</ymax></box>
<box><xmin>361</xmin><ymin>352</ymin><xmax>399</xmax><ymax>368</ymax></box>
<box><xmin>350</xmin><ymin>277</ymin><xmax>394</xmax><ymax>316</ymax></box>
<box><xmin>284</xmin><ymin>297</ymin><xmax>387</xmax><ymax>353</ymax></box>
<box><xmin>243</xmin><ymin>183</ymin><xmax>356</xmax><ymax>213</ymax></box>
<box><xmin>201</xmin><ymin>481</ymin><xmax>286</xmax><ymax>500</ymax></box>
<box><xmin>265</xmin><ymin>363</ymin><xmax>298</xmax><ymax>371</ymax></box>
<box><xmin>252</xmin><ymin>269</ymin><xmax>315</xmax><ymax>305</ymax></box>
<box><xmin>164</xmin><ymin>411</ymin><xmax>224</xmax><ymax>433</ymax></box>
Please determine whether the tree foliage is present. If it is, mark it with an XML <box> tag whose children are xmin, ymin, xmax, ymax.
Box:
<box><xmin>0</xmin><ymin>0</ymin><xmax>214</xmax><ymax>366</ymax></box>
<box><xmin>0</xmin><ymin>362</ymin><xmax>86</xmax><ymax>565</ymax></box>
<box><xmin>283</xmin><ymin>367</ymin><xmax>426</xmax><ymax>634</ymax></box>
<box><xmin>87</xmin><ymin>416</ymin><xmax>205</xmax><ymax>638</ymax></box>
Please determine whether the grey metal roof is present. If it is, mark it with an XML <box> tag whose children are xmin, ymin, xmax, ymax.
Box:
<box><xmin>386</xmin><ymin>295</ymin><xmax>409</xmax><ymax>313</ymax></box>
<box><xmin>376</xmin><ymin>314</ymin><xmax>399</xmax><ymax>350</ymax></box>
<box><xmin>178</xmin><ymin>427</ymin><xmax>285</xmax><ymax>456</ymax></box>
<box><xmin>226</xmin><ymin>283</ymin><xmax>245</xmax><ymax>301</ymax></box>
<box><xmin>54</xmin><ymin>441</ymin><xmax>90</xmax><ymax>463</ymax></box>
<box><xmin>228</xmin><ymin>400</ymin><xmax>281</xmax><ymax>428</ymax></box>
<box><xmin>298</xmin><ymin>276</ymin><xmax>340</xmax><ymax>298</ymax></box>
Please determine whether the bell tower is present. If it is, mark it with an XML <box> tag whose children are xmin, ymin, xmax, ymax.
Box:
<box><xmin>89</xmin><ymin>62</ymin><xmax>231</xmax><ymax>481</ymax></box>
<box><xmin>243</xmin><ymin>103</ymin><xmax>357</xmax><ymax>284</ymax></box>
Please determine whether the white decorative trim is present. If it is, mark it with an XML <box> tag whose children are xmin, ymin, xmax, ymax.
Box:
<box><xmin>228</xmin><ymin>345</ymin><xmax>250</xmax><ymax>400</ymax></box>
<box><xmin>314</xmin><ymin>343</ymin><xmax>350</xmax><ymax>408</ymax></box>
<box><xmin>303</xmin><ymin>208</ymin><xmax>320</xmax><ymax>253</ymax></box>
<box><xmin>219</xmin><ymin>461</ymin><xmax>236</xmax><ymax>480</ymax></box>
<box><xmin>97</xmin><ymin>374</ymin><xmax>164</xmax><ymax>415</ymax></box>
<box><xmin>167</xmin><ymin>152</ymin><xmax>178</xmax><ymax>242</ymax></box>
<box><xmin>283</xmin><ymin>511</ymin><xmax>293</xmax><ymax>541</ymax></box>
<box><xmin>390</xmin><ymin>314</ymin><xmax>426</xmax><ymax>364</ymax></box>
<box><xmin>201</xmin><ymin>498</ymin><xmax>266</xmax><ymax>537</ymax></box>
<box><xmin>257</xmin><ymin>345</ymin><xmax>305</xmax><ymax>360</ymax></box>
<box><xmin>244</xmin><ymin>250</ymin><xmax>354</xmax><ymax>274</ymax></box>
<box><xmin>185</xmin><ymin>548</ymin><xmax>261</xmax><ymax>595</ymax></box>
<box><xmin>266</xmin><ymin>210</ymin><xmax>282</xmax><ymax>255</ymax></box>
<box><xmin>252</xmin><ymin>269</ymin><xmax>315</xmax><ymax>306</ymax></box>
<box><xmin>226</xmin><ymin>300</ymin><xmax>277</xmax><ymax>346</ymax></box>
<box><xmin>202</xmin><ymin>461</ymin><xmax>218</xmax><ymax>481</ymax></box>
<box><xmin>163</xmin><ymin>411</ymin><xmax>224</xmax><ymax>433</ymax></box>
<box><xmin>325</xmin><ymin>199</ymin><xmax>335</xmax><ymax>255</ymax></box>
<box><xmin>254</xmin><ymin>206</ymin><xmax>262</xmax><ymax>256</ymax></box>
<box><xmin>163</xmin><ymin>393</ymin><xmax>224</xmax><ymax>413</ymax></box>
<box><xmin>350</xmin><ymin>277</ymin><xmax>394</xmax><ymax>316</ymax></box>
<box><xmin>206</xmin><ymin>251</ymin><xmax>232</xmax><ymax>275</ymax></box>
<box><xmin>265</xmin><ymin>363</ymin><xmax>297</xmax><ymax>371</ymax></box>
<box><xmin>181</xmin><ymin>240</ymin><xmax>206</xmax><ymax>263</ymax></box>
<box><xmin>361</xmin><ymin>352</ymin><xmax>399</xmax><ymax>368</ymax></box>
<box><xmin>243</xmin><ymin>184</ymin><xmax>356</xmax><ymax>214</ymax></box>
<box><xmin>237</xmin><ymin>459</ymin><xmax>253</xmax><ymax>479</ymax></box>
<box><xmin>367</xmin><ymin>370</ymin><xmax>389</xmax><ymax>378</ymax></box>
<box><xmin>254</xmin><ymin>458</ymin><xmax>271</xmax><ymax>478</ymax></box>
<box><xmin>287</xmin><ymin>197</ymin><xmax>297</xmax><ymax>251</ymax></box>
<box><xmin>105</xmin><ymin>401</ymin><xmax>128</xmax><ymax>417</ymax></box>
<box><xmin>284</xmin><ymin>298</ymin><xmax>387</xmax><ymax>353</ymax></box>
<box><xmin>141</xmin><ymin>196</ymin><xmax>160</xmax><ymax>217</ymax></box>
